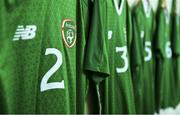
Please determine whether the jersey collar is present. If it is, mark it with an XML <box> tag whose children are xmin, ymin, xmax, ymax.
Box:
<box><xmin>114</xmin><ymin>0</ymin><xmax>125</xmax><ymax>16</ymax></box>
<box><xmin>142</xmin><ymin>0</ymin><xmax>151</xmax><ymax>18</ymax></box>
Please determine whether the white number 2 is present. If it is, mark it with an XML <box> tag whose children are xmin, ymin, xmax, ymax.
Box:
<box><xmin>40</xmin><ymin>48</ymin><xmax>65</xmax><ymax>92</ymax></box>
<box><xmin>144</xmin><ymin>41</ymin><xmax>152</xmax><ymax>61</ymax></box>
<box><xmin>116</xmin><ymin>46</ymin><xmax>128</xmax><ymax>73</ymax></box>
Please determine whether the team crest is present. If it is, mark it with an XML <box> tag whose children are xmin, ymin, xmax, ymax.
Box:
<box><xmin>61</xmin><ymin>19</ymin><xmax>76</xmax><ymax>48</ymax></box>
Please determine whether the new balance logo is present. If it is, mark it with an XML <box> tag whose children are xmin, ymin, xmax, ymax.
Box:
<box><xmin>13</xmin><ymin>25</ymin><xmax>37</xmax><ymax>41</ymax></box>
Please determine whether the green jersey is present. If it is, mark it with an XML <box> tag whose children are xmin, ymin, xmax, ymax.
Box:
<box><xmin>131</xmin><ymin>0</ymin><xmax>155</xmax><ymax>113</ymax></box>
<box><xmin>0</xmin><ymin>0</ymin><xmax>76</xmax><ymax>113</ymax></box>
<box><xmin>155</xmin><ymin>6</ymin><xmax>175</xmax><ymax>110</ymax></box>
<box><xmin>85</xmin><ymin>0</ymin><xmax>136</xmax><ymax>114</ymax></box>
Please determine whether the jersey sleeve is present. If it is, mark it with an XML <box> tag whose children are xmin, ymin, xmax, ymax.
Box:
<box><xmin>127</xmin><ymin>2</ymin><xmax>133</xmax><ymax>51</ymax></box>
<box><xmin>131</xmin><ymin>8</ymin><xmax>144</xmax><ymax>67</ymax></box>
<box><xmin>85</xmin><ymin>0</ymin><xmax>110</xmax><ymax>83</ymax></box>
<box><xmin>172</xmin><ymin>15</ymin><xmax>180</xmax><ymax>55</ymax></box>
<box><xmin>127</xmin><ymin>2</ymin><xmax>144</xmax><ymax>65</ymax></box>
<box><xmin>155</xmin><ymin>9</ymin><xmax>166</xmax><ymax>59</ymax></box>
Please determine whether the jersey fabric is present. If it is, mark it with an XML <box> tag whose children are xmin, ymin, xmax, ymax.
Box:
<box><xmin>155</xmin><ymin>6</ymin><xmax>175</xmax><ymax>110</ymax></box>
<box><xmin>76</xmin><ymin>0</ymin><xmax>98</xmax><ymax>113</ymax></box>
<box><xmin>172</xmin><ymin>2</ymin><xmax>180</xmax><ymax>104</ymax></box>
<box><xmin>78</xmin><ymin>0</ymin><xmax>101</xmax><ymax>113</ymax></box>
<box><xmin>0</xmin><ymin>0</ymin><xmax>76</xmax><ymax>113</ymax></box>
<box><xmin>0</xmin><ymin>0</ymin><xmax>9</xmax><ymax>113</ymax></box>
<box><xmin>85</xmin><ymin>0</ymin><xmax>136</xmax><ymax>114</ymax></box>
<box><xmin>131</xmin><ymin>0</ymin><xmax>155</xmax><ymax>113</ymax></box>
<box><xmin>131</xmin><ymin>2</ymin><xmax>144</xmax><ymax>113</ymax></box>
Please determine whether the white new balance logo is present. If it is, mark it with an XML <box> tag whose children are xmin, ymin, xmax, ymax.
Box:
<box><xmin>13</xmin><ymin>25</ymin><xmax>37</xmax><ymax>41</ymax></box>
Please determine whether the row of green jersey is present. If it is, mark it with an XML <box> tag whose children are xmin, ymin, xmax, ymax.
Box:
<box><xmin>0</xmin><ymin>0</ymin><xmax>180</xmax><ymax>114</ymax></box>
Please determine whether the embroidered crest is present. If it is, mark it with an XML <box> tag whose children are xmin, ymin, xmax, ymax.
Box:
<box><xmin>61</xmin><ymin>19</ymin><xmax>76</xmax><ymax>48</ymax></box>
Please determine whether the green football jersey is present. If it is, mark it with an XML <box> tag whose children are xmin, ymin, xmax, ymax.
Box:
<box><xmin>155</xmin><ymin>6</ymin><xmax>175</xmax><ymax>110</ymax></box>
<box><xmin>0</xmin><ymin>0</ymin><xmax>76</xmax><ymax>113</ymax></box>
<box><xmin>85</xmin><ymin>0</ymin><xmax>136</xmax><ymax>114</ymax></box>
<box><xmin>131</xmin><ymin>0</ymin><xmax>155</xmax><ymax>113</ymax></box>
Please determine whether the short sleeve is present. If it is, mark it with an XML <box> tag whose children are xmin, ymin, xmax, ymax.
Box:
<box><xmin>84</xmin><ymin>0</ymin><xmax>110</xmax><ymax>83</ymax></box>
